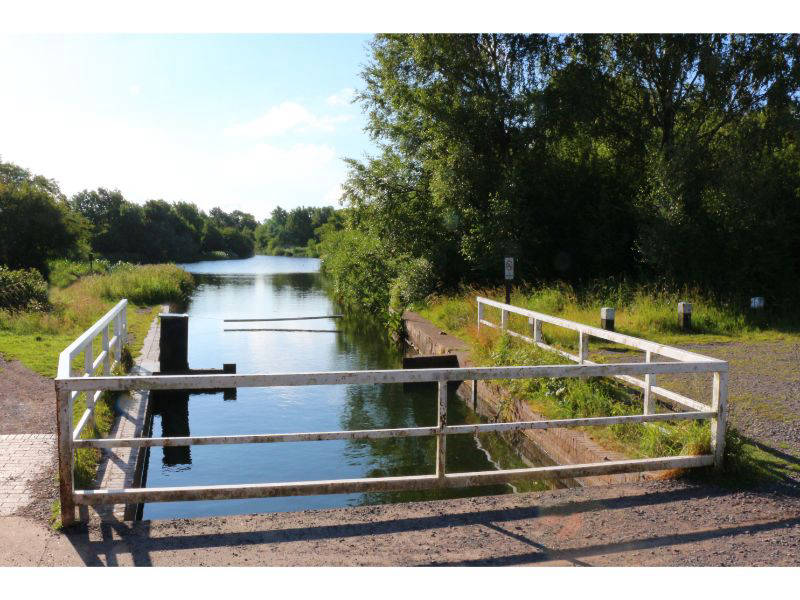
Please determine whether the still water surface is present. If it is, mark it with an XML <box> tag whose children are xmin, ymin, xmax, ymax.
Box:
<box><xmin>142</xmin><ymin>256</ymin><xmax>521</xmax><ymax>520</ymax></box>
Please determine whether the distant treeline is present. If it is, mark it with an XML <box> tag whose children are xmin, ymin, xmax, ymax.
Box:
<box><xmin>3</xmin><ymin>159</ymin><xmax>351</xmax><ymax>277</ymax></box>
<box><xmin>319</xmin><ymin>34</ymin><xmax>800</xmax><ymax>318</ymax></box>
<box><xmin>254</xmin><ymin>205</ymin><xmax>344</xmax><ymax>257</ymax></box>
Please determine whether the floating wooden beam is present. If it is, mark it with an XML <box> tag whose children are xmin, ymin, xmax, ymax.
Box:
<box><xmin>223</xmin><ymin>315</ymin><xmax>343</xmax><ymax>322</ymax></box>
<box><xmin>224</xmin><ymin>328</ymin><xmax>341</xmax><ymax>333</ymax></box>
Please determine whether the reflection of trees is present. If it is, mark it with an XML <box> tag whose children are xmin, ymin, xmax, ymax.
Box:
<box><xmin>268</xmin><ymin>272</ymin><xmax>323</xmax><ymax>295</ymax></box>
<box><xmin>339</xmin><ymin>381</ymin><xmax>510</xmax><ymax>506</ymax></box>
<box><xmin>333</xmin><ymin>305</ymin><xmax>402</xmax><ymax>369</ymax></box>
<box><xmin>194</xmin><ymin>274</ymin><xmax>258</xmax><ymax>289</ymax></box>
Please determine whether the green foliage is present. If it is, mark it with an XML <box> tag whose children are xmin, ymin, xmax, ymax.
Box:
<box><xmin>255</xmin><ymin>205</ymin><xmax>342</xmax><ymax>256</ymax></box>
<box><xmin>0</xmin><ymin>161</ymin><xmax>89</xmax><ymax>274</ymax></box>
<box><xmin>319</xmin><ymin>228</ymin><xmax>394</xmax><ymax>315</ymax></box>
<box><xmin>0</xmin><ymin>266</ymin><xmax>49</xmax><ymax>311</ymax></box>
<box><xmin>68</xmin><ymin>188</ymin><xmax>256</xmax><ymax>263</ymax></box>
<box><xmin>389</xmin><ymin>256</ymin><xmax>436</xmax><ymax>311</ymax></box>
<box><xmin>326</xmin><ymin>34</ymin><xmax>800</xmax><ymax>318</ymax></box>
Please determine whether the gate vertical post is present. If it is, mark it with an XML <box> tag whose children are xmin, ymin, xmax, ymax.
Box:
<box><xmin>436</xmin><ymin>380</ymin><xmax>447</xmax><ymax>480</ymax></box>
<box><xmin>579</xmin><ymin>332</ymin><xmax>589</xmax><ymax>364</ymax></box>
<box><xmin>529</xmin><ymin>317</ymin><xmax>542</xmax><ymax>343</ymax></box>
<box><xmin>102</xmin><ymin>325</ymin><xmax>111</xmax><ymax>375</ymax></box>
<box><xmin>644</xmin><ymin>350</ymin><xmax>656</xmax><ymax>415</ymax></box>
<box><xmin>477</xmin><ymin>301</ymin><xmax>484</xmax><ymax>331</ymax></box>
<box><xmin>56</xmin><ymin>385</ymin><xmax>75</xmax><ymax>527</ymax></box>
<box><xmin>711</xmin><ymin>370</ymin><xmax>729</xmax><ymax>469</ymax></box>
<box><xmin>84</xmin><ymin>344</ymin><xmax>95</xmax><ymax>431</ymax></box>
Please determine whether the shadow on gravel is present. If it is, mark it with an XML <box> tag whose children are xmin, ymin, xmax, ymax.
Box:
<box><xmin>428</xmin><ymin>515</ymin><xmax>800</xmax><ymax>566</ymax></box>
<box><xmin>58</xmin><ymin>483</ymin><xmax>793</xmax><ymax>566</ymax></box>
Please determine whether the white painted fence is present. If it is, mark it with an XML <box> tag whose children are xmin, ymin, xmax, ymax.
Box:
<box><xmin>56</xmin><ymin>299</ymin><xmax>128</xmax><ymax>442</ymax></box>
<box><xmin>53</xmin><ymin>297</ymin><xmax>727</xmax><ymax>527</ymax></box>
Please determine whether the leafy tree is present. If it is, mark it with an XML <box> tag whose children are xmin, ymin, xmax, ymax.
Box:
<box><xmin>321</xmin><ymin>33</ymin><xmax>800</xmax><ymax>316</ymax></box>
<box><xmin>0</xmin><ymin>160</ymin><xmax>88</xmax><ymax>274</ymax></box>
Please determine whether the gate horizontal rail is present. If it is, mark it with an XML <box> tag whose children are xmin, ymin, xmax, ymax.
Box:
<box><xmin>54</xmin><ymin>297</ymin><xmax>728</xmax><ymax>527</ymax></box>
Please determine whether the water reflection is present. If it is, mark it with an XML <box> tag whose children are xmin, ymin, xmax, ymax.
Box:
<box><xmin>143</xmin><ymin>256</ymin><xmax>532</xmax><ymax>520</ymax></box>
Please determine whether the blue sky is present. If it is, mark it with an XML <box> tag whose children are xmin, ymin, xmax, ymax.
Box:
<box><xmin>0</xmin><ymin>34</ymin><xmax>376</xmax><ymax>220</ymax></box>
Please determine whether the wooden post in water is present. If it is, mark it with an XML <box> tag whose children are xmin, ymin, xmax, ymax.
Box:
<box><xmin>159</xmin><ymin>313</ymin><xmax>189</xmax><ymax>373</ymax></box>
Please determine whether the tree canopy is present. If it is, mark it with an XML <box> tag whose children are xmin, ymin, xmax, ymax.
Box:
<box><xmin>320</xmin><ymin>34</ymin><xmax>800</xmax><ymax>314</ymax></box>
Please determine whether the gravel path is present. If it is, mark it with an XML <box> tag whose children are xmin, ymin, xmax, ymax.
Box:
<box><xmin>0</xmin><ymin>356</ymin><xmax>55</xmax><ymax>435</ymax></box>
<box><xmin>2</xmin><ymin>479</ymin><xmax>798</xmax><ymax>566</ymax></box>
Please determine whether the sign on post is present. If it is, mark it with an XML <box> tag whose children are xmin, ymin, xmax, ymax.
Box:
<box><xmin>504</xmin><ymin>257</ymin><xmax>514</xmax><ymax>304</ymax></box>
<box><xmin>504</xmin><ymin>257</ymin><xmax>514</xmax><ymax>280</ymax></box>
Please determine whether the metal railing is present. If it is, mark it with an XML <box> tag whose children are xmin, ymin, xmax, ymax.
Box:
<box><xmin>53</xmin><ymin>297</ymin><xmax>727</xmax><ymax>526</ymax></box>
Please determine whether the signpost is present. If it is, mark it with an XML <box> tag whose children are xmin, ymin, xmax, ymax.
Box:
<box><xmin>504</xmin><ymin>257</ymin><xmax>514</xmax><ymax>305</ymax></box>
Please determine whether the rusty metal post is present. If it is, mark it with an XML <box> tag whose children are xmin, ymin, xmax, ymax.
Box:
<box><xmin>436</xmin><ymin>380</ymin><xmax>447</xmax><ymax>480</ymax></box>
<box><xmin>56</xmin><ymin>385</ymin><xmax>75</xmax><ymax>527</ymax></box>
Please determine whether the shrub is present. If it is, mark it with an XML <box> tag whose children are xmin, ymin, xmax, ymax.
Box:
<box><xmin>0</xmin><ymin>266</ymin><xmax>50</xmax><ymax>311</ymax></box>
<box><xmin>389</xmin><ymin>256</ymin><xmax>435</xmax><ymax>311</ymax></box>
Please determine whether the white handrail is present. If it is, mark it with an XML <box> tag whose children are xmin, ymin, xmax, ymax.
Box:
<box><xmin>57</xmin><ymin>299</ymin><xmax>128</xmax><ymax>378</ymax></box>
<box><xmin>476</xmin><ymin>296</ymin><xmax>724</xmax><ymax>364</ymax></box>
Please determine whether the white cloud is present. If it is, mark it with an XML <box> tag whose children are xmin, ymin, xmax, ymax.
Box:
<box><xmin>322</xmin><ymin>184</ymin><xmax>344</xmax><ymax>206</ymax></box>
<box><xmin>129</xmin><ymin>84</ymin><xmax>141</xmax><ymax>96</ymax></box>
<box><xmin>224</xmin><ymin>101</ymin><xmax>351</xmax><ymax>138</ymax></box>
<box><xmin>325</xmin><ymin>87</ymin><xmax>355</xmax><ymax>107</ymax></box>
<box><xmin>0</xmin><ymin>98</ymin><xmax>347</xmax><ymax>220</ymax></box>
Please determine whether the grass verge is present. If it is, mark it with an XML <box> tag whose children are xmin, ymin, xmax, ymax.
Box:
<box><xmin>419</xmin><ymin>284</ymin><xmax>800</xmax><ymax>348</ymax></box>
<box><xmin>417</xmin><ymin>286</ymin><xmax>793</xmax><ymax>486</ymax></box>
<box><xmin>0</xmin><ymin>263</ymin><xmax>193</xmax><ymax>529</ymax></box>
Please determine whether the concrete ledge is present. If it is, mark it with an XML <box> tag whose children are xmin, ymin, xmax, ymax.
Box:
<box><xmin>93</xmin><ymin>306</ymin><xmax>164</xmax><ymax>521</ymax></box>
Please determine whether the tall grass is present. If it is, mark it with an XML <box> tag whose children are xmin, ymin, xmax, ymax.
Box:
<box><xmin>0</xmin><ymin>263</ymin><xmax>193</xmax><ymax>376</ymax></box>
<box><xmin>419</xmin><ymin>281</ymin><xmax>782</xmax><ymax>349</ymax></box>
<box><xmin>47</xmin><ymin>258</ymin><xmax>111</xmax><ymax>289</ymax></box>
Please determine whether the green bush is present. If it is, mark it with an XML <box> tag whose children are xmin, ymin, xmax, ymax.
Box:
<box><xmin>319</xmin><ymin>229</ymin><xmax>395</xmax><ymax>315</ymax></box>
<box><xmin>389</xmin><ymin>256</ymin><xmax>435</xmax><ymax>311</ymax></box>
<box><xmin>0</xmin><ymin>266</ymin><xmax>50</xmax><ymax>311</ymax></box>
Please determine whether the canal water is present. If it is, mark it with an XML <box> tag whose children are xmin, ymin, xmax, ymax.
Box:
<box><xmin>141</xmin><ymin>256</ymin><xmax>537</xmax><ymax>520</ymax></box>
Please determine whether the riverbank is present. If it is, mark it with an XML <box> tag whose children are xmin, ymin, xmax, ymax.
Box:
<box><xmin>3</xmin><ymin>479</ymin><xmax>799</xmax><ymax>566</ymax></box>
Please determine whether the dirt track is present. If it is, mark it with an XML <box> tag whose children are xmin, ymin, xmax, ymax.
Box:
<box><xmin>1</xmin><ymin>479</ymin><xmax>798</xmax><ymax>566</ymax></box>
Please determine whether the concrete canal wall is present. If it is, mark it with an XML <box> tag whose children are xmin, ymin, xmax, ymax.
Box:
<box><xmin>402</xmin><ymin>310</ymin><xmax>657</xmax><ymax>487</ymax></box>
<box><xmin>92</xmin><ymin>307</ymin><xmax>165</xmax><ymax>521</ymax></box>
